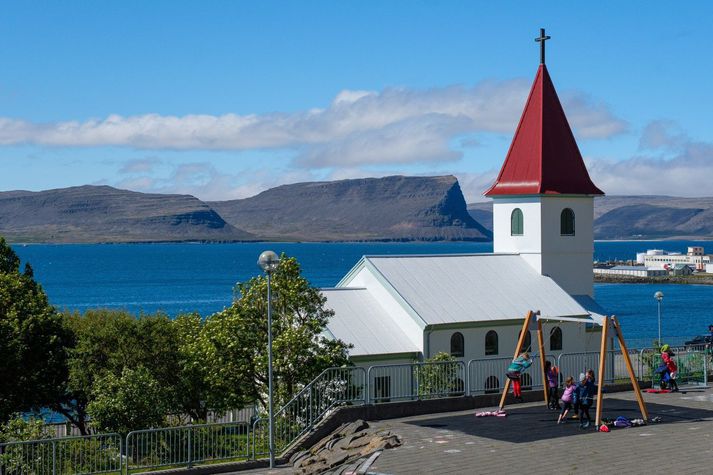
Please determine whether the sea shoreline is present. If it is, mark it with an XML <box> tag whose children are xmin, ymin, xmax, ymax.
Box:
<box><xmin>594</xmin><ymin>274</ymin><xmax>713</xmax><ymax>285</ymax></box>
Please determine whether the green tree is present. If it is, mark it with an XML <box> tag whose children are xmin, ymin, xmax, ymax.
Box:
<box><xmin>86</xmin><ymin>366</ymin><xmax>170</xmax><ymax>435</ymax></box>
<box><xmin>417</xmin><ymin>352</ymin><xmax>463</xmax><ymax>399</ymax></box>
<box><xmin>0</xmin><ymin>236</ymin><xmax>71</xmax><ymax>422</ymax></box>
<box><xmin>172</xmin><ymin>312</ymin><xmax>252</xmax><ymax>422</ymax></box>
<box><xmin>58</xmin><ymin>309</ymin><xmax>181</xmax><ymax>434</ymax></box>
<box><xmin>218</xmin><ymin>254</ymin><xmax>351</xmax><ymax>410</ymax></box>
<box><xmin>0</xmin><ymin>416</ymin><xmax>53</xmax><ymax>474</ymax></box>
<box><xmin>0</xmin><ymin>416</ymin><xmax>51</xmax><ymax>443</ymax></box>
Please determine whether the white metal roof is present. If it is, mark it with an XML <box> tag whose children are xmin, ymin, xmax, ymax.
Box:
<box><xmin>321</xmin><ymin>288</ymin><xmax>420</xmax><ymax>357</ymax></box>
<box><xmin>362</xmin><ymin>254</ymin><xmax>590</xmax><ymax>325</ymax></box>
<box><xmin>572</xmin><ymin>294</ymin><xmax>608</xmax><ymax>326</ymax></box>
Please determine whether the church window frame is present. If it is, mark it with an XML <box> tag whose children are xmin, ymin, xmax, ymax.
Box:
<box><xmin>450</xmin><ymin>332</ymin><xmax>465</xmax><ymax>358</ymax></box>
<box><xmin>485</xmin><ymin>330</ymin><xmax>499</xmax><ymax>356</ymax></box>
<box><xmin>550</xmin><ymin>326</ymin><xmax>563</xmax><ymax>351</ymax></box>
<box><xmin>511</xmin><ymin>208</ymin><xmax>524</xmax><ymax>236</ymax></box>
<box><xmin>560</xmin><ymin>208</ymin><xmax>575</xmax><ymax>236</ymax></box>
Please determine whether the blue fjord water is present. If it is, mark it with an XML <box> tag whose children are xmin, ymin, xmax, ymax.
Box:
<box><xmin>11</xmin><ymin>240</ymin><xmax>713</xmax><ymax>346</ymax></box>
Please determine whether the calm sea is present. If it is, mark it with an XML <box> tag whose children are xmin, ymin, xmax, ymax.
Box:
<box><xmin>11</xmin><ymin>240</ymin><xmax>713</xmax><ymax>347</ymax></box>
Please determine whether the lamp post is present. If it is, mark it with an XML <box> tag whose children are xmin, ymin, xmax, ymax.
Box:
<box><xmin>258</xmin><ymin>250</ymin><xmax>280</xmax><ymax>468</ymax></box>
<box><xmin>654</xmin><ymin>291</ymin><xmax>664</xmax><ymax>346</ymax></box>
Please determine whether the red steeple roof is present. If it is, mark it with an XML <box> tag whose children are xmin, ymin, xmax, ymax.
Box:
<box><xmin>484</xmin><ymin>65</ymin><xmax>604</xmax><ymax>196</ymax></box>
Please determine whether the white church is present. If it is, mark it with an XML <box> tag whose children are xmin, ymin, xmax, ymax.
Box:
<box><xmin>321</xmin><ymin>55</ymin><xmax>609</xmax><ymax>373</ymax></box>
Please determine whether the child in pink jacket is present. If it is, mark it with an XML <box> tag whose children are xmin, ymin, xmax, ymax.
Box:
<box><xmin>557</xmin><ymin>376</ymin><xmax>576</xmax><ymax>424</ymax></box>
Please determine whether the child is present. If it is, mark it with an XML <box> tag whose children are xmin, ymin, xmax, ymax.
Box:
<box><xmin>506</xmin><ymin>352</ymin><xmax>532</xmax><ymax>403</ymax></box>
<box><xmin>661</xmin><ymin>345</ymin><xmax>679</xmax><ymax>392</ymax></box>
<box><xmin>545</xmin><ymin>361</ymin><xmax>561</xmax><ymax>410</ymax></box>
<box><xmin>573</xmin><ymin>372</ymin><xmax>595</xmax><ymax>429</ymax></box>
<box><xmin>586</xmin><ymin>368</ymin><xmax>598</xmax><ymax>410</ymax></box>
<box><xmin>557</xmin><ymin>376</ymin><xmax>575</xmax><ymax>424</ymax></box>
<box><xmin>586</xmin><ymin>368</ymin><xmax>596</xmax><ymax>385</ymax></box>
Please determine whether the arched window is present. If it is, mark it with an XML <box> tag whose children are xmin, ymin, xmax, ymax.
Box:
<box><xmin>450</xmin><ymin>332</ymin><xmax>464</xmax><ymax>357</ymax></box>
<box><xmin>550</xmin><ymin>326</ymin><xmax>563</xmax><ymax>351</ymax></box>
<box><xmin>511</xmin><ymin>208</ymin><xmax>524</xmax><ymax>236</ymax></box>
<box><xmin>561</xmin><ymin>208</ymin><xmax>575</xmax><ymax>236</ymax></box>
<box><xmin>484</xmin><ymin>376</ymin><xmax>500</xmax><ymax>394</ymax></box>
<box><xmin>518</xmin><ymin>330</ymin><xmax>532</xmax><ymax>353</ymax></box>
<box><xmin>485</xmin><ymin>330</ymin><xmax>499</xmax><ymax>356</ymax></box>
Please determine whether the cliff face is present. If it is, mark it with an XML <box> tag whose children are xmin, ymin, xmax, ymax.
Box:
<box><xmin>467</xmin><ymin>195</ymin><xmax>713</xmax><ymax>240</ymax></box>
<box><xmin>0</xmin><ymin>185</ymin><xmax>254</xmax><ymax>243</ymax></box>
<box><xmin>210</xmin><ymin>175</ymin><xmax>491</xmax><ymax>241</ymax></box>
<box><xmin>0</xmin><ymin>176</ymin><xmax>493</xmax><ymax>243</ymax></box>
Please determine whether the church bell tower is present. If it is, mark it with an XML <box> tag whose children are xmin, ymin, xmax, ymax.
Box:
<box><xmin>484</xmin><ymin>29</ymin><xmax>604</xmax><ymax>298</ymax></box>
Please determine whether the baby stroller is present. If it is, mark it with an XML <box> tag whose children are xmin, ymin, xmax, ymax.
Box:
<box><xmin>655</xmin><ymin>362</ymin><xmax>671</xmax><ymax>389</ymax></box>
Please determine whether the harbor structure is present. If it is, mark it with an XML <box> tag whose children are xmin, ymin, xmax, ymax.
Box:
<box><xmin>637</xmin><ymin>247</ymin><xmax>711</xmax><ymax>272</ymax></box>
<box><xmin>593</xmin><ymin>265</ymin><xmax>668</xmax><ymax>278</ymax></box>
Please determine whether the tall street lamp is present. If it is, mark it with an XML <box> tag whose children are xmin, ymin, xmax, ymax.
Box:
<box><xmin>258</xmin><ymin>250</ymin><xmax>280</xmax><ymax>468</ymax></box>
<box><xmin>654</xmin><ymin>290</ymin><xmax>664</xmax><ymax>346</ymax></box>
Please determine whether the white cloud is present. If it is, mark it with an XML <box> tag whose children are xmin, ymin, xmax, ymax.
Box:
<box><xmin>559</xmin><ymin>91</ymin><xmax>629</xmax><ymax>139</ymax></box>
<box><xmin>115</xmin><ymin>161</ymin><xmax>320</xmax><ymax>202</ymax></box>
<box><xmin>0</xmin><ymin>81</ymin><xmax>627</xmax><ymax>168</ymax></box>
<box><xmin>638</xmin><ymin>120</ymin><xmax>687</xmax><ymax>151</ymax></box>
<box><xmin>588</xmin><ymin>121</ymin><xmax>713</xmax><ymax>196</ymax></box>
<box><xmin>588</xmin><ymin>153</ymin><xmax>713</xmax><ymax>197</ymax></box>
<box><xmin>118</xmin><ymin>157</ymin><xmax>162</xmax><ymax>174</ymax></box>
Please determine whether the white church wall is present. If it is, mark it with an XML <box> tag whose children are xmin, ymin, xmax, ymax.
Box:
<box><xmin>492</xmin><ymin>196</ymin><xmax>595</xmax><ymax>297</ymax></box>
<box><xmin>342</xmin><ymin>265</ymin><xmax>425</xmax><ymax>350</ymax></box>
<box><xmin>539</xmin><ymin>196</ymin><xmax>595</xmax><ymax>297</ymax></box>
<box><xmin>492</xmin><ymin>198</ymin><xmax>542</xmax><ymax>273</ymax></box>
<box><xmin>428</xmin><ymin>322</ymin><xmax>600</xmax><ymax>361</ymax></box>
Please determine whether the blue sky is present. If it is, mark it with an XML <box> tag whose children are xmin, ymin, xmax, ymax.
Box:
<box><xmin>1</xmin><ymin>1</ymin><xmax>712</xmax><ymax>202</ymax></box>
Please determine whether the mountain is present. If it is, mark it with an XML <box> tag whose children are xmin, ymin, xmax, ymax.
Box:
<box><xmin>210</xmin><ymin>175</ymin><xmax>492</xmax><ymax>242</ymax></box>
<box><xmin>0</xmin><ymin>185</ymin><xmax>254</xmax><ymax>243</ymax></box>
<box><xmin>467</xmin><ymin>196</ymin><xmax>713</xmax><ymax>240</ymax></box>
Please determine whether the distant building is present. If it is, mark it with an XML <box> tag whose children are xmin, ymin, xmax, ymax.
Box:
<box><xmin>671</xmin><ymin>264</ymin><xmax>694</xmax><ymax>276</ymax></box>
<box><xmin>594</xmin><ymin>266</ymin><xmax>668</xmax><ymax>278</ymax></box>
<box><xmin>640</xmin><ymin>247</ymin><xmax>711</xmax><ymax>272</ymax></box>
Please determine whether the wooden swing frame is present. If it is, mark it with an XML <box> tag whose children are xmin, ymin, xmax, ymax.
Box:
<box><xmin>498</xmin><ymin>310</ymin><xmax>649</xmax><ymax>426</ymax></box>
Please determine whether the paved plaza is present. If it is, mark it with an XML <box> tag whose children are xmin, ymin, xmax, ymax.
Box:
<box><xmin>240</xmin><ymin>387</ymin><xmax>713</xmax><ymax>475</ymax></box>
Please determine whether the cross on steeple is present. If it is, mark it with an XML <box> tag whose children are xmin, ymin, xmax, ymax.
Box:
<box><xmin>535</xmin><ymin>28</ymin><xmax>551</xmax><ymax>65</ymax></box>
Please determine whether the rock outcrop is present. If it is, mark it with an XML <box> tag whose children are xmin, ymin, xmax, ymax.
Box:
<box><xmin>0</xmin><ymin>185</ymin><xmax>254</xmax><ymax>243</ymax></box>
<box><xmin>210</xmin><ymin>175</ymin><xmax>491</xmax><ymax>242</ymax></box>
<box><xmin>291</xmin><ymin>420</ymin><xmax>401</xmax><ymax>474</ymax></box>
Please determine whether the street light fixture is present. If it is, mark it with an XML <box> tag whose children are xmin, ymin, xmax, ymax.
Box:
<box><xmin>654</xmin><ymin>291</ymin><xmax>664</xmax><ymax>347</ymax></box>
<box><xmin>258</xmin><ymin>250</ymin><xmax>280</xmax><ymax>468</ymax></box>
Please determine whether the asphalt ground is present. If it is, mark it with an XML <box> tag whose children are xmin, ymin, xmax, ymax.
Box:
<box><xmin>238</xmin><ymin>386</ymin><xmax>713</xmax><ymax>475</ymax></box>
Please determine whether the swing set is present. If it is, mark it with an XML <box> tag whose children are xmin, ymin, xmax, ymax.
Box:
<box><xmin>498</xmin><ymin>310</ymin><xmax>649</xmax><ymax>427</ymax></box>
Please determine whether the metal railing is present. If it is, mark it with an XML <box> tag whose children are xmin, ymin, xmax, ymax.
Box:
<box><xmin>638</xmin><ymin>346</ymin><xmax>711</xmax><ymax>387</ymax></box>
<box><xmin>252</xmin><ymin>366</ymin><xmax>367</xmax><ymax>458</ymax></box>
<box><xmin>0</xmin><ymin>433</ymin><xmax>122</xmax><ymax>475</ymax></box>
<box><xmin>467</xmin><ymin>355</ymin><xmax>554</xmax><ymax>395</ymax></box>
<box><xmin>366</xmin><ymin>361</ymin><xmax>466</xmax><ymax>404</ymax></box>
<box><xmin>125</xmin><ymin>422</ymin><xmax>250</xmax><ymax>473</ymax></box>
<box><xmin>556</xmin><ymin>350</ymin><xmax>642</xmax><ymax>385</ymax></box>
